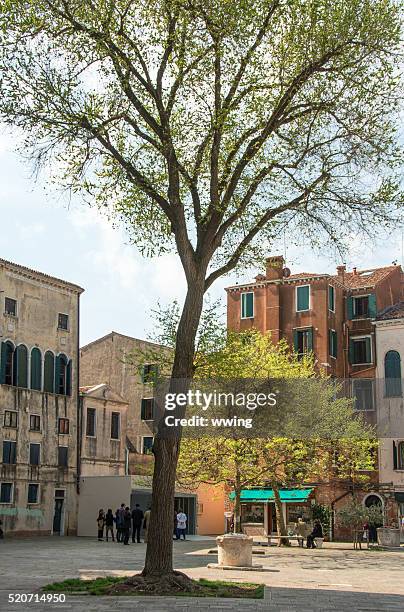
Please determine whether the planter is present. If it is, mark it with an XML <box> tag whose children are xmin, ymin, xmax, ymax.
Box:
<box><xmin>216</xmin><ymin>533</ymin><xmax>254</xmax><ymax>567</ymax></box>
<box><xmin>377</xmin><ymin>528</ymin><xmax>401</xmax><ymax>548</ymax></box>
<box><xmin>314</xmin><ymin>537</ymin><xmax>324</xmax><ymax>549</ymax></box>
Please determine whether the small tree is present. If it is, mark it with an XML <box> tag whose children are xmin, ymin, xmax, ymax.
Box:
<box><xmin>337</xmin><ymin>499</ymin><xmax>384</xmax><ymax>544</ymax></box>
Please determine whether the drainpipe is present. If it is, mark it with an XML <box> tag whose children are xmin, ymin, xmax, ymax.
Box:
<box><xmin>76</xmin><ymin>292</ymin><xmax>81</xmax><ymax>495</ymax></box>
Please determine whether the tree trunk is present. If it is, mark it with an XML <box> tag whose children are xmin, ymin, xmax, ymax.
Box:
<box><xmin>272</xmin><ymin>484</ymin><xmax>289</xmax><ymax>546</ymax></box>
<box><xmin>143</xmin><ymin>277</ymin><xmax>205</xmax><ymax>577</ymax></box>
<box><xmin>233</xmin><ymin>469</ymin><xmax>242</xmax><ymax>533</ymax></box>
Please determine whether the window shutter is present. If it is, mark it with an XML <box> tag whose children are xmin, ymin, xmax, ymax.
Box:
<box><xmin>365</xmin><ymin>337</ymin><xmax>371</xmax><ymax>364</ymax></box>
<box><xmin>393</xmin><ymin>441</ymin><xmax>398</xmax><ymax>470</ymax></box>
<box><xmin>30</xmin><ymin>348</ymin><xmax>42</xmax><ymax>391</ymax></box>
<box><xmin>246</xmin><ymin>292</ymin><xmax>253</xmax><ymax>317</ymax></box>
<box><xmin>368</xmin><ymin>293</ymin><xmax>377</xmax><ymax>318</ymax></box>
<box><xmin>297</xmin><ymin>286</ymin><xmax>309</xmax><ymax>311</ymax></box>
<box><xmin>141</xmin><ymin>398</ymin><xmax>146</xmax><ymax>420</ymax></box>
<box><xmin>17</xmin><ymin>345</ymin><xmax>28</xmax><ymax>388</ymax></box>
<box><xmin>293</xmin><ymin>329</ymin><xmax>299</xmax><ymax>352</ymax></box>
<box><xmin>347</xmin><ymin>297</ymin><xmax>354</xmax><ymax>320</ymax></box>
<box><xmin>66</xmin><ymin>360</ymin><xmax>72</xmax><ymax>396</ymax></box>
<box><xmin>348</xmin><ymin>339</ymin><xmax>354</xmax><ymax>364</ymax></box>
<box><xmin>307</xmin><ymin>327</ymin><xmax>313</xmax><ymax>352</ymax></box>
<box><xmin>0</xmin><ymin>341</ymin><xmax>7</xmax><ymax>384</ymax></box>
<box><xmin>44</xmin><ymin>352</ymin><xmax>55</xmax><ymax>393</ymax></box>
<box><xmin>333</xmin><ymin>331</ymin><xmax>337</xmax><ymax>358</ymax></box>
<box><xmin>55</xmin><ymin>355</ymin><xmax>61</xmax><ymax>394</ymax></box>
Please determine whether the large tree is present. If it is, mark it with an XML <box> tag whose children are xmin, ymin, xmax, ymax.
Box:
<box><xmin>0</xmin><ymin>0</ymin><xmax>402</xmax><ymax>586</ymax></box>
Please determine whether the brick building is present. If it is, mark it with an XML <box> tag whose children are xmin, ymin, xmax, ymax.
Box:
<box><xmin>0</xmin><ymin>258</ymin><xmax>83</xmax><ymax>536</ymax></box>
<box><xmin>226</xmin><ymin>256</ymin><xmax>404</xmax><ymax>538</ymax></box>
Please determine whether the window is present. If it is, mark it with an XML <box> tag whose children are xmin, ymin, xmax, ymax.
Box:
<box><xmin>58</xmin><ymin>313</ymin><xmax>69</xmax><ymax>330</ymax></box>
<box><xmin>0</xmin><ymin>483</ymin><xmax>13</xmax><ymax>503</ymax></box>
<box><xmin>328</xmin><ymin>285</ymin><xmax>335</xmax><ymax>312</ymax></box>
<box><xmin>352</xmin><ymin>379</ymin><xmax>374</xmax><ymax>411</ymax></box>
<box><xmin>349</xmin><ymin>336</ymin><xmax>372</xmax><ymax>365</ymax></box>
<box><xmin>2</xmin><ymin>440</ymin><xmax>16</xmax><ymax>464</ymax></box>
<box><xmin>4</xmin><ymin>297</ymin><xmax>17</xmax><ymax>316</ymax></box>
<box><xmin>30</xmin><ymin>347</ymin><xmax>42</xmax><ymax>391</ymax></box>
<box><xmin>58</xmin><ymin>418</ymin><xmax>69</xmax><ymax>434</ymax></box>
<box><xmin>329</xmin><ymin>329</ymin><xmax>337</xmax><ymax>358</ymax></box>
<box><xmin>4</xmin><ymin>410</ymin><xmax>17</xmax><ymax>428</ymax></box>
<box><xmin>142</xmin><ymin>436</ymin><xmax>154</xmax><ymax>455</ymax></box>
<box><xmin>296</xmin><ymin>285</ymin><xmax>310</xmax><ymax>312</ymax></box>
<box><xmin>111</xmin><ymin>412</ymin><xmax>120</xmax><ymax>440</ymax></box>
<box><xmin>29</xmin><ymin>414</ymin><xmax>41</xmax><ymax>432</ymax></box>
<box><xmin>29</xmin><ymin>443</ymin><xmax>40</xmax><ymax>466</ymax></box>
<box><xmin>56</xmin><ymin>354</ymin><xmax>68</xmax><ymax>395</ymax></box>
<box><xmin>58</xmin><ymin>446</ymin><xmax>68</xmax><ymax>467</ymax></box>
<box><xmin>397</xmin><ymin>441</ymin><xmax>404</xmax><ymax>470</ymax></box>
<box><xmin>347</xmin><ymin>293</ymin><xmax>377</xmax><ymax>319</ymax></box>
<box><xmin>142</xmin><ymin>364</ymin><xmax>159</xmax><ymax>384</ymax></box>
<box><xmin>44</xmin><ymin>351</ymin><xmax>55</xmax><ymax>393</ymax></box>
<box><xmin>293</xmin><ymin>327</ymin><xmax>313</xmax><ymax>357</ymax></box>
<box><xmin>385</xmin><ymin>350</ymin><xmax>402</xmax><ymax>397</ymax></box>
<box><xmin>141</xmin><ymin>398</ymin><xmax>154</xmax><ymax>421</ymax></box>
<box><xmin>241</xmin><ymin>292</ymin><xmax>254</xmax><ymax>319</ymax></box>
<box><xmin>27</xmin><ymin>483</ymin><xmax>39</xmax><ymax>504</ymax></box>
<box><xmin>86</xmin><ymin>408</ymin><xmax>96</xmax><ymax>437</ymax></box>
<box><xmin>0</xmin><ymin>341</ymin><xmax>15</xmax><ymax>386</ymax></box>
<box><xmin>15</xmin><ymin>344</ymin><xmax>28</xmax><ymax>388</ymax></box>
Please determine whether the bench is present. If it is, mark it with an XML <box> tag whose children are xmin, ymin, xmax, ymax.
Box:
<box><xmin>268</xmin><ymin>535</ymin><xmax>305</xmax><ymax>546</ymax></box>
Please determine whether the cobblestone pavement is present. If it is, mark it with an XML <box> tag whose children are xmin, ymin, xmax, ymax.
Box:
<box><xmin>0</xmin><ymin>537</ymin><xmax>404</xmax><ymax>611</ymax></box>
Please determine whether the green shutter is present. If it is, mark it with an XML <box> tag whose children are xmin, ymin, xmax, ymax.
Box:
<box><xmin>30</xmin><ymin>348</ymin><xmax>42</xmax><ymax>391</ymax></box>
<box><xmin>297</xmin><ymin>286</ymin><xmax>309</xmax><ymax>311</ymax></box>
<box><xmin>0</xmin><ymin>342</ymin><xmax>7</xmax><ymax>384</ymax></box>
<box><xmin>44</xmin><ymin>351</ymin><xmax>55</xmax><ymax>393</ymax></box>
<box><xmin>141</xmin><ymin>398</ymin><xmax>146</xmax><ymax>419</ymax></box>
<box><xmin>385</xmin><ymin>351</ymin><xmax>402</xmax><ymax>397</ymax></box>
<box><xmin>16</xmin><ymin>345</ymin><xmax>28</xmax><ymax>388</ymax></box>
<box><xmin>242</xmin><ymin>293</ymin><xmax>254</xmax><ymax>318</ymax></box>
<box><xmin>347</xmin><ymin>297</ymin><xmax>354</xmax><ymax>320</ymax></box>
<box><xmin>66</xmin><ymin>360</ymin><xmax>72</xmax><ymax>396</ymax></box>
<box><xmin>393</xmin><ymin>441</ymin><xmax>398</xmax><ymax>470</ymax></box>
<box><xmin>365</xmin><ymin>337</ymin><xmax>371</xmax><ymax>363</ymax></box>
<box><xmin>55</xmin><ymin>355</ymin><xmax>61</xmax><ymax>394</ymax></box>
<box><xmin>349</xmin><ymin>339</ymin><xmax>354</xmax><ymax>364</ymax></box>
<box><xmin>293</xmin><ymin>329</ymin><xmax>298</xmax><ymax>352</ymax></box>
<box><xmin>368</xmin><ymin>293</ymin><xmax>377</xmax><ymax>318</ymax></box>
<box><xmin>307</xmin><ymin>327</ymin><xmax>313</xmax><ymax>352</ymax></box>
<box><xmin>328</xmin><ymin>285</ymin><xmax>335</xmax><ymax>311</ymax></box>
<box><xmin>333</xmin><ymin>331</ymin><xmax>337</xmax><ymax>358</ymax></box>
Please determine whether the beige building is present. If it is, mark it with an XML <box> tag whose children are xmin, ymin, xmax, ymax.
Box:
<box><xmin>374</xmin><ymin>302</ymin><xmax>404</xmax><ymax>536</ymax></box>
<box><xmin>79</xmin><ymin>383</ymin><xmax>129</xmax><ymax>477</ymax></box>
<box><xmin>0</xmin><ymin>258</ymin><xmax>83</xmax><ymax>535</ymax></box>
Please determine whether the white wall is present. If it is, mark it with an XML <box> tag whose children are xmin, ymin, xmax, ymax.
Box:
<box><xmin>77</xmin><ymin>476</ymin><xmax>132</xmax><ymax>536</ymax></box>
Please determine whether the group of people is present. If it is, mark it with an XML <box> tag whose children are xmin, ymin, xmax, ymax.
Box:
<box><xmin>294</xmin><ymin>517</ymin><xmax>324</xmax><ymax>548</ymax></box>
<box><xmin>96</xmin><ymin>504</ymin><xmax>151</xmax><ymax>545</ymax></box>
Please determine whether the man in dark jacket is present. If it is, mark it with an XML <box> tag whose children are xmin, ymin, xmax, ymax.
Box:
<box><xmin>307</xmin><ymin>520</ymin><xmax>323</xmax><ymax>549</ymax></box>
<box><xmin>122</xmin><ymin>507</ymin><xmax>131</xmax><ymax>545</ymax></box>
<box><xmin>131</xmin><ymin>504</ymin><xmax>144</xmax><ymax>543</ymax></box>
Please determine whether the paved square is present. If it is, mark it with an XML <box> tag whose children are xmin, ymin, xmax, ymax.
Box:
<box><xmin>0</xmin><ymin>537</ymin><xmax>403</xmax><ymax>611</ymax></box>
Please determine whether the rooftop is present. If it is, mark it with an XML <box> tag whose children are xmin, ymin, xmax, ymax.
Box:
<box><xmin>0</xmin><ymin>257</ymin><xmax>84</xmax><ymax>293</ymax></box>
<box><xmin>376</xmin><ymin>301</ymin><xmax>404</xmax><ymax>321</ymax></box>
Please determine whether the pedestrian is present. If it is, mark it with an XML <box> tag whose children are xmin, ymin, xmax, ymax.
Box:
<box><xmin>173</xmin><ymin>510</ymin><xmax>178</xmax><ymax>540</ymax></box>
<box><xmin>131</xmin><ymin>504</ymin><xmax>144</xmax><ymax>543</ymax></box>
<box><xmin>176</xmin><ymin>508</ymin><xmax>187</xmax><ymax>540</ymax></box>
<box><xmin>105</xmin><ymin>509</ymin><xmax>115</xmax><ymax>542</ymax></box>
<box><xmin>122</xmin><ymin>506</ymin><xmax>131</xmax><ymax>545</ymax></box>
<box><xmin>115</xmin><ymin>503</ymin><xmax>125</xmax><ymax>543</ymax></box>
<box><xmin>306</xmin><ymin>519</ymin><xmax>323</xmax><ymax>549</ymax></box>
<box><xmin>143</xmin><ymin>507</ymin><xmax>151</xmax><ymax>543</ymax></box>
<box><xmin>294</xmin><ymin>516</ymin><xmax>308</xmax><ymax>547</ymax></box>
<box><xmin>97</xmin><ymin>509</ymin><xmax>105</xmax><ymax>541</ymax></box>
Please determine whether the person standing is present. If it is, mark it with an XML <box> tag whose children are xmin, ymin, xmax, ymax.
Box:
<box><xmin>115</xmin><ymin>503</ymin><xmax>125</xmax><ymax>543</ymax></box>
<box><xmin>143</xmin><ymin>507</ymin><xmax>151</xmax><ymax>543</ymax></box>
<box><xmin>122</xmin><ymin>506</ymin><xmax>131</xmax><ymax>545</ymax></box>
<box><xmin>97</xmin><ymin>509</ymin><xmax>105</xmax><ymax>541</ymax></box>
<box><xmin>176</xmin><ymin>509</ymin><xmax>187</xmax><ymax>541</ymax></box>
<box><xmin>105</xmin><ymin>509</ymin><xmax>115</xmax><ymax>542</ymax></box>
<box><xmin>131</xmin><ymin>504</ymin><xmax>144</xmax><ymax>543</ymax></box>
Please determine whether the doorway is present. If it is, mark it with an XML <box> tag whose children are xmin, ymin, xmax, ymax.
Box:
<box><xmin>174</xmin><ymin>495</ymin><xmax>196</xmax><ymax>535</ymax></box>
<box><xmin>52</xmin><ymin>489</ymin><xmax>65</xmax><ymax>535</ymax></box>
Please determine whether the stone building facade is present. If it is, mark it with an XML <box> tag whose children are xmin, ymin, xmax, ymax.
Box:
<box><xmin>0</xmin><ymin>258</ymin><xmax>83</xmax><ymax>536</ymax></box>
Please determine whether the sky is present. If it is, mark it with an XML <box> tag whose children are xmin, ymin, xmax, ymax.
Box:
<box><xmin>1</xmin><ymin>130</ymin><xmax>402</xmax><ymax>346</ymax></box>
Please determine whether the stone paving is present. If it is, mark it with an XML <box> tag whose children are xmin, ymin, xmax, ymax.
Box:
<box><xmin>0</xmin><ymin>537</ymin><xmax>404</xmax><ymax>611</ymax></box>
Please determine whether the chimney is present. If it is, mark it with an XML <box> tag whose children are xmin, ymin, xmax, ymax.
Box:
<box><xmin>266</xmin><ymin>255</ymin><xmax>285</xmax><ymax>280</ymax></box>
<box><xmin>337</xmin><ymin>265</ymin><xmax>346</xmax><ymax>277</ymax></box>
<box><xmin>352</xmin><ymin>267</ymin><xmax>357</xmax><ymax>276</ymax></box>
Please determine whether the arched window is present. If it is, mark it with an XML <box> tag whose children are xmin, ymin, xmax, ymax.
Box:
<box><xmin>0</xmin><ymin>341</ymin><xmax>15</xmax><ymax>385</ymax></box>
<box><xmin>30</xmin><ymin>348</ymin><xmax>42</xmax><ymax>391</ymax></box>
<box><xmin>44</xmin><ymin>351</ymin><xmax>55</xmax><ymax>393</ymax></box>
<box><xmin>56</xmin><ymin>354</ymin><xmax>68</xmax><ymax>395</ymax></box>
<box><xmin>385</xmin><ymin>350</ymin><xmax>402</xmax><ymax>397</ymax></box>
<box><xmin>15</xmin><ymin>344</ymin><xmax>28</xmax><ymax>388</ymax></box>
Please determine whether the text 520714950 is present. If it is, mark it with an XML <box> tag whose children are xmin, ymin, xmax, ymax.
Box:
<box><xmin>8</xmin><ymin>594</ymin><xmax>66</xmax><ymax>604</ymax></box>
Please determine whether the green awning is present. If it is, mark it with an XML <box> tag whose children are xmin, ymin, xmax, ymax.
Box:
<box><xmin>229</xmin><ymin>488</ymin><xmax>313</xmax><ymax>503</ymax></box>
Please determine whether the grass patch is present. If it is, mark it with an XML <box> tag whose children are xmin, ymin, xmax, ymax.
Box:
<box><xmin>43</xmin><ymin>576</ymin><xmax>264</xmax><ymax>599</ymax></box>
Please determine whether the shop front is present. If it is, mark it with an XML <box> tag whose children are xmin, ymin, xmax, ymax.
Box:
<box><xmin>234</xmin><ymin>488</ymin><xmax>314</xmax><ymax>535</ymax></box>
